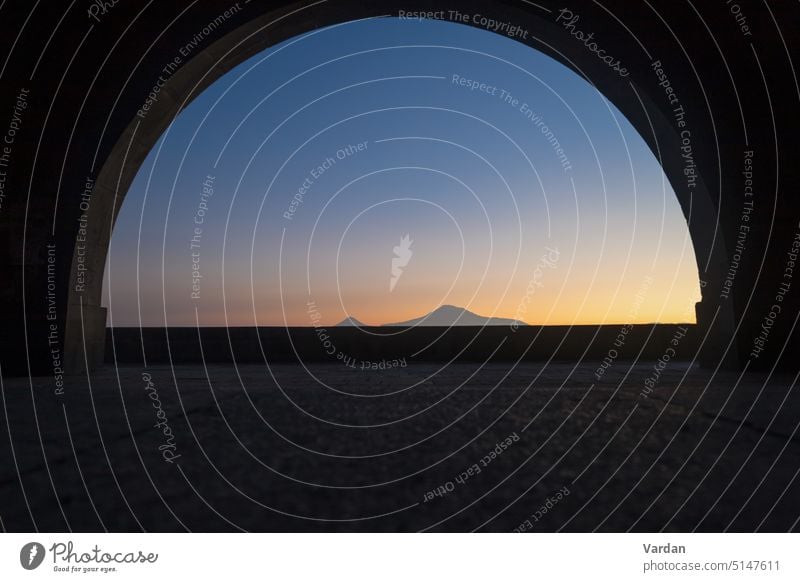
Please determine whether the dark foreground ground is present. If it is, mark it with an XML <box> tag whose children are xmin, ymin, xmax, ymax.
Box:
<box><xmin>0</xmin><ymin>362</ymin><xmax>798</xmax><ymax>532</ymax></box>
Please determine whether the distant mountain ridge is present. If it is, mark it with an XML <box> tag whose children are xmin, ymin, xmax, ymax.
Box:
<box><xmin>383</xmin><ymin>305</ymin><xmax>526</xmax><ymax>327</ymax></box>
<box><xmin>334</xmin><ymin>305</ymin><xmax>527</xmax><ymax>327</ymax></box>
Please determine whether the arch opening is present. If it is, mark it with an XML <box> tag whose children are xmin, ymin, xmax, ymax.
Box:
<box><xmin>65</xmin><ymin>6</ymin><xmax>731</xmax><ymax>371</ymax></box>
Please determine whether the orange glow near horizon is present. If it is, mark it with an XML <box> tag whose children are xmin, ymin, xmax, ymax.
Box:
<box><xmin>146</xmin><ymin>241</ymin><xmax>700</xmax><ymax>328</ymax></box>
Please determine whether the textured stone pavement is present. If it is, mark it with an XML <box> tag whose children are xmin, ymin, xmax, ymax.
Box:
<box><xmin>1</xmin><ymin>362</ymin><xmax>798</xmax><ymax>532</ymax></box>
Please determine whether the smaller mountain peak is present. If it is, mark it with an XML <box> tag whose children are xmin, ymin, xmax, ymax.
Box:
<box><xmin>336</xmin><ymin>316</ymin><xmax>366</xmax><ymax>327</ymax></box>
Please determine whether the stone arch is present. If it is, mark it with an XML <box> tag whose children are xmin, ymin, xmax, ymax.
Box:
<box><xmin>4</xmin><ymin>0</ymin><xmax>797</xmax><ymax>376</ymax></box>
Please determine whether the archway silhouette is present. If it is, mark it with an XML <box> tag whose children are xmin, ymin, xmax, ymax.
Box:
<box><xmin>67</xmin><ymin>3</ymin><xmax>731</xmax><ymax>373</ymax></box>
<box><xmin>7</xmin><ymin>0</ymin><xmax>797</xmax><ymax>377</ymax></box>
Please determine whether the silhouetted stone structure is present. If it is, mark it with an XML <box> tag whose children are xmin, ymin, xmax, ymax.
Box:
<box><xmin>0</xmin><ymin>0</ymin><xmax>798</xmax><ymax>376</ymax></box>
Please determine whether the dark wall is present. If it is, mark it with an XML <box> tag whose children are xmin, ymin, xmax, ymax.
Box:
<box><xmin>106</xmin><ymin>325</ymin><xmax>698</xmax><ymax>366</ymax></box>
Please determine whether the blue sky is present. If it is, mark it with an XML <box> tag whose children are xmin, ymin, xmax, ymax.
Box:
<box><xmin>104</xmin><ymin>17</ymin><xmax>699</xmax><ymax>327</ymax></box>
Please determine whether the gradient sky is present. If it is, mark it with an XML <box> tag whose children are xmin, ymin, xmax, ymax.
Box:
<box><xmin>103</xmin><ymin>17</ymin><xmax>700</xmax><ymax>327</ymax></box>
